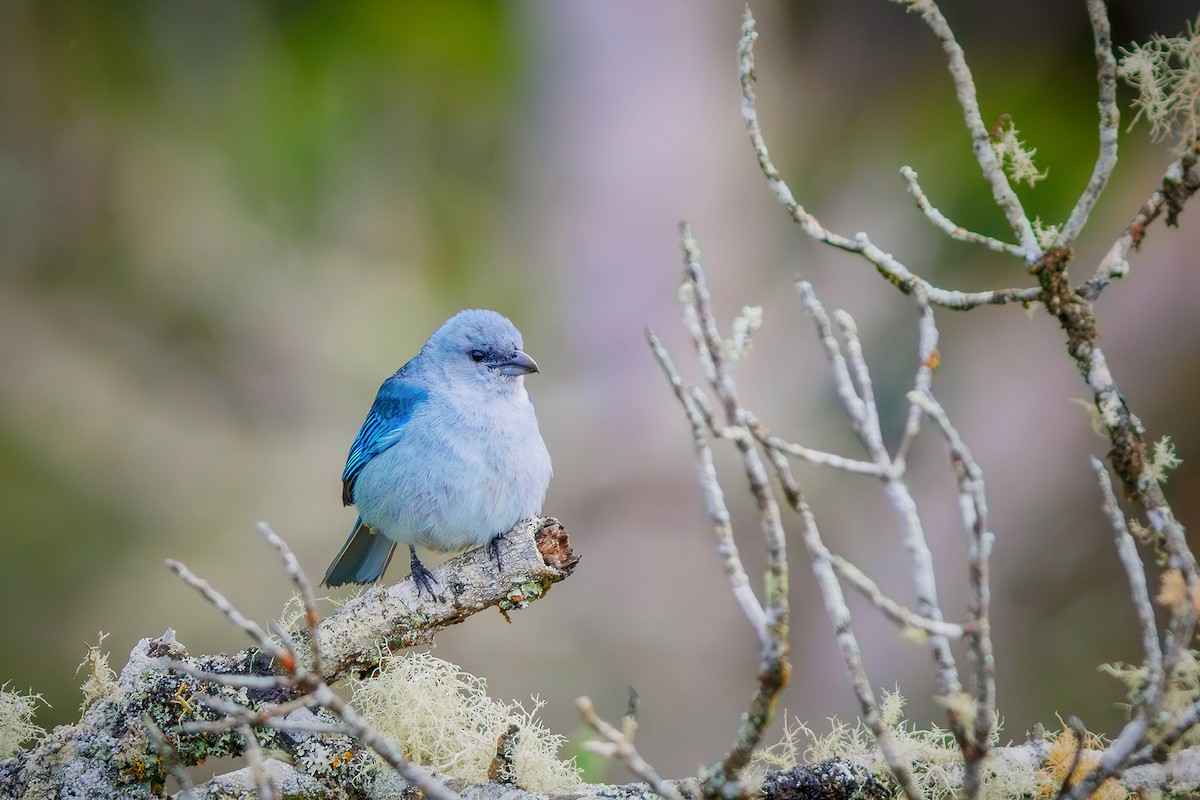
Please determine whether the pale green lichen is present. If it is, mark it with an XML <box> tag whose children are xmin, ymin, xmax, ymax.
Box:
<box><xmin>76</xmin><ymin>632</ymin><xmax>119</xmax><ymax>715</ymax></box>
<box><xmin>348</xmin><ymin>650</ymin><xmax>581</xmax><ymax>792</ymax></box>
<box><xmin>991</xmin><ymin>118</ymin><xmax>1048</xmax><ymax>187</ymax></box>
<box><xmin>0</xmin><ymin>682</ymin><xmax>47</xmax><ymax>758</ymax></box>
<box><xmin>1148</xmin><ymin>435</ymin><xmax>1182</xmax><ymax>484</ymax></box>
<box><xmin>1033</xmin><ymin>218</ymin><xmax>1062</xmax><ymax>250</ymax></box>
<box><xmin>1103</xmin><ymin>649</ymin><xmax>1200</xmax><ymax>750</ymax></box>
<box><xmin>753</xmin><ymin>690</ymin><xmax>1035</xmax><ymax>800</ymax></box>
<box><xmin>1119</xmin><ymin>15</ymin><xmax>1200</xmax><ymax>150</ymax></box>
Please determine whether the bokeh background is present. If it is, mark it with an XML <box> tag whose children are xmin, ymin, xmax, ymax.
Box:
<box><xmin>3</xmin><ymin>0</ymin><xmax>1200</xmax><ymax>785</ymax></box>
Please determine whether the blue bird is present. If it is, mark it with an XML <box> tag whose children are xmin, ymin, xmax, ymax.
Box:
<box><xmin>322</xmin><ymin>309</ymin><xmax>553</xmax><ymax>596</ymax></box>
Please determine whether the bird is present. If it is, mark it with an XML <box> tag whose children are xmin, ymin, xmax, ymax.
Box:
<box><xmin>322</xmin><ymin>309</ymin><xmax>553</xmax><ymax>597</ymax></box>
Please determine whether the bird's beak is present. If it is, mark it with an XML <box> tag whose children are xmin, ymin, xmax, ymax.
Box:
<box><xmin>495</xmin><ymin>350</ymin><xmax>539</xmax><ymax>376</ymax></box>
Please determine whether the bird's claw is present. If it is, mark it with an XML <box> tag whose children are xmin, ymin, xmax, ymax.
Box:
<box><xmin>409</xmin><ymin>548</ymin><xmax>443</xmax><ymax>601</ymax></box>
<box><xmin>488</xmin><ymin>532</ymin><xmax>507</xmax><ymax>571</ymax></box>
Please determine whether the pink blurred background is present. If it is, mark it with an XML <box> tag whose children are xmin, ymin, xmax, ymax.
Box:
<box><xmin>2</xmin><ymin>0</ymin><xmax>1200</xmax><ymax>784</ymax></box>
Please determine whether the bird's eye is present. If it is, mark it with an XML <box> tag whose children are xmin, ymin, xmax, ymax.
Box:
<box><xmin>469</xmin><ymin>350</ymin><xmax>486</xmax><ymax>363</ymax></box>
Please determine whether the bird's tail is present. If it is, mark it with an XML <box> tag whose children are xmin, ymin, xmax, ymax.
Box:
<box><xmin>322</xmin><ymin>518</ymin><xmax>398</xmax><ymax>587</ymax></box>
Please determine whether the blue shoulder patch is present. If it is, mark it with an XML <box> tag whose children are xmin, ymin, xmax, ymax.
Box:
<box><xmin>341</xmin><ymin>374</ymin><xmax>428</xmax><ymax>505</ymax></box>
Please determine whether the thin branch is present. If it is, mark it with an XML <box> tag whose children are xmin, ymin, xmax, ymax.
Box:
<box><xmin>647</xmin><ymin>329</ymin><xmax>768</xmax><ymax>641</ymax></box>
<box><xmin>1091</xmin><ymin>457</ymin><xmax>1164</xmax><ymax>713</ymax></box>
<box><xmin>757</xmin><ymin>433</ymin><xmax>885</xmax><ymax>476</ymax></box>
<box><xmin>259</xmin><ymin>523</ymin><xmax>324</xmax><ymax>677</ymax></box>
<box><xmin>1082</xmin><ymin>143</ymin><xmax>1200</xmax><ymax>300</ymax></box>
<box><xmin>676</xmin><ymin>225</ymin><xmax>791</xmax><ymax>792</ymax></box>
<box><xmin>909</xmin><ymin>390</ymin><xmax>996</xmax><ymax>796</ymax></box>
<box><xmin>737</xmin><ymin>7</ymin><xmax>1041</xmax><ymax>310</ymax></box>
<box><xmin>901</xmin><ymin>0</ymin><xmax>1040</xmax><ymax>258</ymax></box>
<box><xmin>900</xmin><ymin>166</ymin><xmax>1025</xmax><ymax>256</ymax></box>
<box><xmin>166</xmin><ymin>559</ymin><xmax>286</xmax><ymax>663</ymax></box>
<box><xmin>760</xmin><ymin>444</ymin><xmax>926</xmax><ymax>800</ymax></box>
<box><xmin>798</xmin><ymin>284</ymin><xmax>963</xmax><ymax>709</ymax></box>
<box><xmin>576</xmin><ymin>697</ymin><xmax>685</xmax><ymax>800</ymax></box>
<box><xmin>238</xmin><ymin>723</ymin><xmax>276</xmax><ymax>800</ymax></box>
<box><xmin>1054</xmin><ymin>716</ymin><xmax>1089</xmax><ymax>800</ymax></box>
<box><xmin>830</xmin><ymin>555</ymin><xmax>966</xmax><ymax>639</ymax></box>
<box><xmin>1054</xmin><ymin>0</ymin><xmax>1119</xmax><ymax>247</ymax></box>
<box><xmin>892</xmin><ymin>294</ymin><xmax>939</xmax><ymax>469</ymax></box>
<box><xmin>143</xmin><ymin>715</ymin><xmax>196</xmax><ymax>800</ymax></box>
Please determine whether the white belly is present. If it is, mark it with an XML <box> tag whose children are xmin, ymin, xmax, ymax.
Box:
<box><xmin>351</xmin><ymin>388</ymin><xmax>552</xmax><ymax>552</ymax></box>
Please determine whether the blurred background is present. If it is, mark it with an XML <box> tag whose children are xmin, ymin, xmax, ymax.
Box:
<box><xmin>3</xmin><ymin>0</ymin><xmax>1200</xmax><ymax>785</ymax></box>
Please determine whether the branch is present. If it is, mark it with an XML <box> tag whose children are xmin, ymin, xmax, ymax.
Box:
<box><xmin>1054</xmin><ymin>0</ymin><xmax>1120</xmax><ymax>247</ymax></box>
<box><xmin>902</xmin><ymin>0</ymin><xmax>1039</xmax><ymax>258</ymax></box>
<box><xmin>736</xmin><ymin>7</ymin><xmax>1041</xmax><ymax>310</ymax></box>
<box><xmin>0</xmin><ymin>518</ymin><xmax>576</xmax><ymax>800</ymax></box>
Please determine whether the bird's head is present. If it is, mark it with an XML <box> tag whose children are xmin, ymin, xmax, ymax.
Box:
<box><xmin>424</xmin><ymin>309</ymin><xmax>540</xmax><ymax>391</ymax></box>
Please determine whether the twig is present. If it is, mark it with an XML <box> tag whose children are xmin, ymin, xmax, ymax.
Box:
<box><xmin>168</xmin><ymin>530</ymin><xmax>465</xmax><ymax>800</ymax></box>
<box><xmin>756</xmin><ymin>433</ymin><xmax>884</xmax><ymax>476</ymax></box>
<box><xmin>830</xmin><ymin>555</ymin><xmax>966</xmax><ymax>639</ymax></box>
<box><xmin>238</xmin><ymin>723</ymin><xmax>275</xmax><ymax>800</ymax></box>
<box><xmin>143</xmin><ymin>715</ymin><xmax>196</xmax><ymax>800</ymax></box>
<box><xmin>797</xmin><ymin>284</ymin><xmax>963</xmax><ymax>708</ymax></box>
<box><xmin>576</xmin><ymin>697</ymin><xmax>685</xmax><ymax>800</ymax></box>
<box><xmin>761</xmin><ymin>445</ymin><xmax>925</xmax><ymax>800</ymax></box>
<box><xmin>1091</xmin><ymin>457</ymin><xmax>1164</xmax><ymax>713</ymax></box>
<box><xmin>166</xmin><ymin>559</ymin><xmax>286</xmax><ymax>663</ymax></box>
<box><xmin>1054</xmin><ymin>0</ymin><xmax>1119</xmax><ymax>247</ymax></box>
<box><xmin>909</xmin><ymin>390</ymin><xmax>996</xmax><ymax>794</ymax></box>
<box><xmin>901</xmin><ymin>0</ymin><xmax>1039</xmax><ymax>258</ymax></box>
<box><xmin>647</xmin><ymin>329</ymin><xmax>768</xmax><ymax>642</ymax></box>
<box><xmin>892</xmin><ymin>294</ymin><xmax>939</xmax><ymax>469</ymax></box>
<box><xmin>900</xmin><ymin>166</ymin><xmax>1025</xmax><ymax>256</ymax></box>
<box><xmin>1055</xmin><ymin>716</ymin><xmax>1088</xmax><ymax>800</ymax></box>
<box><xmin>676</xmin><ymin>226</ymin><xmax>791</xmax><ymax>794</ymax></box>
<box><xmin>737</xmin><ymin>7</ymin><xmax>1041</xmax><ymax>310</ymax></box>
<box><xmin>1083</xmin><ymin>144</ymin><xmax>1200</xmax><ymax>300</ymax></box>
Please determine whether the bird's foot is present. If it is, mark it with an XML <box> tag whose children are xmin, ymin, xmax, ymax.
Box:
<box><xmin>488</xmin><ymin>532</ymin><xmax>507</xmax><ymax>571</ymax></box>
<box><xmin>409</xmin><ymin>548</ymin><xmax>442</xmax><ymax>601</ymax></box>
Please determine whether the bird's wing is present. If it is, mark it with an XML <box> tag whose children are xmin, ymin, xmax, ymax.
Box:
<box><xmin>341</xmin><ymin>375</ymin><xmax>429</xmax><ymax>506</ymax></box>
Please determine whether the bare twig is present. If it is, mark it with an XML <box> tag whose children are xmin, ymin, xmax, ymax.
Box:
<box><xmin>143</xmin><ymin>715</ymin><xmax>195</xmax><ymax>800</ymax></box>
<box><xmin>576</xmin><ymin>697</ymin><xmax>685</xmax><ymax>800</ymax></box>
<box><xmin>901</xmin><ymin>0</ymin><xmax>1039</xmax><ymax>258</ymax></box>
<box><xmin>830</xmin><ymin>555</ymin><xmax>966</xmax><ymax>639</ymax></box>
<box><xmin>167</xmin><ymin>528</ymin><xmax>466</xmax><ymax>800</ymax></box>
<box><xmin>737</xmin><ymin>7</ymin><xmax>1041</xmax><ymax>310</ymax></box>
<box><xmin>900</xmin><ymin>166</ymin><xmax>1025</xmax><ymax>256</ymax></box>
<box><xmin>1091</xmin><ymin>457</ymin><xmax>1164</xmax><ymax>712</ymax></box>
<box><xmin>797</xmin><ymin>284</ymin><xmax>963</xmax><ymax>711</ymax></box>
<box><xmin>909</xmin><ymin>390</ymin><xmax>996</xmax><ymax>793</ymax></box>
<box><xmin>1083</xmin><ymin>143</ymin><xmax>1200</xmax><ymax>299</ymax></box>
<box><xmin>165</xmin><ymin>559</ymin><xmax>287</xmax><ymax>663</ymax></box>
<box><xmin>675</xmin><ymin>226</ymin><xmax>791</xmax><ymax>795</ymax></box>
<box><xmin>647</xmin><ymin>330</ymin><xmax>768</xmax><ymax>641</ymax></box>
<box><xmin>238</xmin><ymin>723</ymin><xmax>275</xmax><ymax>800</ymax></box>
<box><xmin>892</xmin><ymin>295</ymin><xmax>939</xmax><ymax>469</ymax></box>
<box><xmin>1055</xmin><ymin>716</ymin><xmax>1089</xmax><ymax>800</ymax></box>
<box><xmin>762</xmin><ymin>446</ymin><xmax>925</xmax><ymax>800</ymax></box>
<box><xmin>1054</xmin><ymin>0</ymin><xmax>1120</xmax><ymax>247</ymax></box>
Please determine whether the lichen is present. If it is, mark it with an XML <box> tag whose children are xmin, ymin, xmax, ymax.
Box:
<box><xmin>753</xmin><ymin>691</ymin><xmax>1035</xmax><ymax>800</ymax></box>
<box><xmin>1119</xmin><ymin>15</ymin><xmax>1200</xmax><ymax>150</ymax></box>
<box><xmin>77</xmin><ymin>632</ymin><xmax>119</xmax><ymax>715</ymax></box>
<box><xmin>348</xmin><ymin>650</ymin><xmax>581</xmax><ymax>792</ymax></box>
<box><xmin>0</xmin><ymin>682</ymin><xmax>47</xmax><ymax>758</ymax></box>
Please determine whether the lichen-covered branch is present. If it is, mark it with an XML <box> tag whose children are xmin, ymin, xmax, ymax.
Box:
<box><xmin>0</xmin><ymin>518</ymin><xmax>575</xmax><ymax>800</ymax></box>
